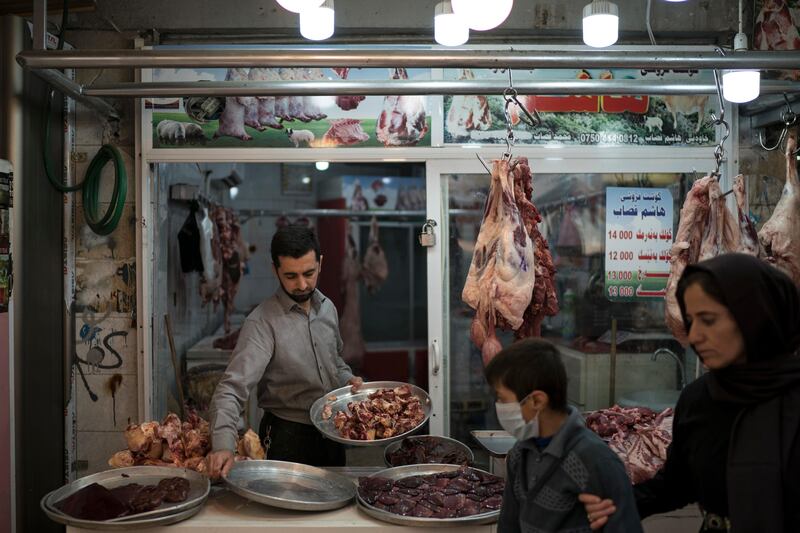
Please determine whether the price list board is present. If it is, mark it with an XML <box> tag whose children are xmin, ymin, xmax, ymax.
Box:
<box><xmin>605</xmin><ymin>187</ymin><xmax>674</xmax><ymax>302</ymax></box>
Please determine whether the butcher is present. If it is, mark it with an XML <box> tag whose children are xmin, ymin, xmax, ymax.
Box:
<box><xmin>207</xmin><ymin>225</ymin><xmax>363</xmax><ymax>478</ymax></box>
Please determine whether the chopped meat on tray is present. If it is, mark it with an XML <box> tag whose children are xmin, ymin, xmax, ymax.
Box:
<box><xmin>332</xmin><ymin>385</ymin><xmax>425</xmax><ymax>441</ymax></box>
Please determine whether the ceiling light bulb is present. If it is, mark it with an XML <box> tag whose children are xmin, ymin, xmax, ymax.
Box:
<box><xmin>451</xmin><ymin>0</ymin><xmax>513</xmax><ymax>31</ymax></box>
<box><xmin>315</xmin><ymin>161</ymin><xmax>329</xmax><ymax>171</ymax></box>
<box><xmin>721</xmin><ymin>32</ymin><xmax>761</xmax><ymax>104</ymax></box>
<box><xmin>722</xmin><ymin>70</ymin><xmax>760</xmax><ymax>103</ymax></box>
<box><xmin>300</xmin><ymin>0</ymin><xmax>334</xmax><ymax>41</ymax></box>
<box><xmin>229</xmin><ymin>186</ymin><xmax>239</xmax><ymax>200</ymax></box>
<box><xmin>275</xmin><ymin>0</ymin><xmax>324</xmax><ymax>14</ymax></box>
<box><xmin>435</xmin><ymin>1</ymin><xmax>469</xmax><ymax>46</ymax></box>
<box><xmin>582</xmin><ymin>0</ymin><xmax>619</xmax><ymax>48</ymax></box>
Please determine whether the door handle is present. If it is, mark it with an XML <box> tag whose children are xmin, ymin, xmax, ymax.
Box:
<box><xmin>431</xmin><ymin>338</ymin><xmax>440</xmax><ymax>376</ymax></box>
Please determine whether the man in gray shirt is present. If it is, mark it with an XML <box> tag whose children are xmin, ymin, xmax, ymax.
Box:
<box><xmin>207</xmin><ymin>226</ymin><xmax>362</xmax><ymax>478</ymax></box>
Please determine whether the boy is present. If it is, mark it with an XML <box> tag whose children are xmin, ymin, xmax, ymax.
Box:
<box><xmin>485</xmin><ymin>338</ymin><xmax>642</xmax><ymax>533</ymax></box>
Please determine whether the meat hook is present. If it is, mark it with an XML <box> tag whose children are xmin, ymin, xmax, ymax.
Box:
<box><xmin>759</xmin><ymin>94</ymin><xmax>798</xmax><ymax>152</ymax></box>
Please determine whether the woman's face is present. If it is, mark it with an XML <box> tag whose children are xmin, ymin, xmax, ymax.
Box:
<box><xmin>684</xmin><ymin>283</ymin><xmax>746</xmax><ymax>369</ymax></box>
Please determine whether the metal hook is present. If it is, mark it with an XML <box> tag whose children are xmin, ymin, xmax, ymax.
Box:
<box><xmin>476</xmin><ymin>153</ymin><xmax>492</xmax><ymax>175</ymax></box>
<box><xmin>708</xmin><ymin>68</ymin><xmax>730</xmax><ymax>180</ymax></box>
<box><xmin>758</xmin><ymin>94</ymin><xmax>799</xmax><ymax>152</ymax></box>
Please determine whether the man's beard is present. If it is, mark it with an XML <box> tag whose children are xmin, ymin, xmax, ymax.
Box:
<box><xmin>280</xmin><ymin>281</ymin><xmax>316</xmax><ymax>303</ymax></box>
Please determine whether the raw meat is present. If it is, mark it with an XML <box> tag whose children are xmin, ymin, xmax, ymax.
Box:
<box><xmin>108</xmin><ymin>412</ymin><xmax>262</xmax><ymax>472</ymax></box>
<box><xmin>301</xmin><ymin>68</ymin><xmax>328</xmax><ymax>121</ymax></box>
<box><xmin>213</xmin><ymin>68</ymin><xmax>256</xmax><ymax>141</ymax></box>
<box><xmin>247</xmin><ymin>67</ymin><xmax>283</xmax><ymax>130</ymax></box>
<box><xmin>462</xmin><ymin>159</ymin><xmax>535</xmax><ymax>364</ymax></box>
<box><xmin>664</xmin><ymin>176</ymin><xmax>713</xmax><ymax>343</ymax></box>
<box><xmin>362</xmin><ymin>216</ymin><xmax>389</xmax><ymax>294</ymax></box>
<box><xmin>332</xmin><ymin>67</ymin><xmax>366</xmax><ymax>111</ymax></box>
<box><xmin>507</xmin><ymin>159</ymin><xmax>559</xmax><ymax>339</ymax></box>
<box><xmin>351</xmin><ymin>180</ymin><xmax>369</xmax><ymax>211</ymax></box>
<box><xmin>586</xmin><ymin>406</ymin><xmax>673</xmax><ymax>484</ymax></box>
<box><xmin>213</xmin><ymin>327</ymin><xmax>241</xmax><ymax>350</ymax></box>
<box><xmin>698</xmin><ymin>178</ymin><xmax>740</xmax><ymax>261</ymax></box>
<box><xmin>358</xmin><ymin>467</ymin><xmax>504</xmax><ymax>519</ymax></box>
<box><xmin>55</xmin><ymin>483</ymin><xmax>131</xmax><ymax>520</ymax></box>
<box><xmin>376</xmin><ymin>68</ymin><xmax>428</xmax><ymax>146</ymax></box>
<box><xmin>387</xmin><ymin>436</ymin><xmax>471</xmax><ymax>467</ymax></box>
<box><xmin>322</xmin><ymin>119</ymin><xmax>370</xmax><ymax>146</ymax></box>
<box><xmin>446</xmin><ymin>69</ymin><xmax>491</xmax><ymax>139</ymax></box>
<box><xmin>198</xmin><ymin>206</ymin><xmax>222</xmax><ymax>308</ymax></box>
<box><xmin>733</xmin><ymin>174</ymin><xmax>764</xmax><ymax>257</ymax></box>
<box><xmin>758</xmin><ymin>129</ymin><xmax>800</xmax><ymax>285</ymax></box>
<box><xmin>339</xmin><ymin>223</ymin><xmax>366</xmax><ymax>366</ymax></box>
<box><xmin>210</xmin><ymin>207</ymin><xmax>246</xmax><ymax>333</ymax></box>
<box><xmin>755</xmin><ymin>1</ymin><xmax>800</xmax><ymax>81</ymax></box>
<box><xmin>332</xmin><ymin>385</ymin><xmax>425</xmax><ymax>440</ymax></box>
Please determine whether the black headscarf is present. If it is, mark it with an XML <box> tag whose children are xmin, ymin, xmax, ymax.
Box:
<box><xmin>676</xmin><ymin>253</ymin><xmax>800</xmax><ymax>533</ymax></box>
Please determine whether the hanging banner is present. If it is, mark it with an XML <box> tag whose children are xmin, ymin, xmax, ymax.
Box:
<box><xmin>604</xmin><ymin>187</ymin><xmax>674</xmax><ymax>302</ymax></box>
<box><xmin>443</xmin><ymin>68</ymin><xmax>719</xmax><ymax>146</ymax></box>
<box><xmin>147</xmin><ymin>46</ymin><xmax>431</xmax><ymax>149</ymax></box>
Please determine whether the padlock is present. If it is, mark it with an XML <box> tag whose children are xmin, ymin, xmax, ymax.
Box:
<box><xmin>418</xmin><ymin>219</ymin><xmax>437</xmax><ymax>247</ymax></box>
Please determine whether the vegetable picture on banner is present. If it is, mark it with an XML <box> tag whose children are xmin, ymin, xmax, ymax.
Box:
<box><xmin>605</xmin><ymin>187</ymin><xmax>674</xmax><ymax>302</ymax></box>
<box><xmin>148</xmin><ymin>46</ymin><xmax>432</xmax><ymax>149</ymax></box>
<box><xmin>443</xmin><ymin>68</ymin><xmax>718</xmax><ymax>146</ymax></box>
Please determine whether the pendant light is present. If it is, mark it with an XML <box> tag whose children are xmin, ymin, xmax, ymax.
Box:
<box><xmin>300</xmin><ymin>0</ymin><xmax>334</xmax><ymax>41</ymax></box>
<box><xmin>451</xmin><ymin>0</ymin><xmax>513</xmax><ymax>32</ymax></box>
<box><xmin>582</xmin><ymin>0</ymin><xmax>619</xmax><ymax>48</ymax></box>
<box><xmin>435</xmin><ymin>1</ymin><xmax>469</xmax><ymax>47</ymax></box>
<box><xmin>722</xmin><ymin>1</ymin><xmax>760</xmax><ymax>103</ymax></box>
<box><xmin>275</xmin><ymin>0</ymin><xmax>324</xmax><ymax>14</ymax></box>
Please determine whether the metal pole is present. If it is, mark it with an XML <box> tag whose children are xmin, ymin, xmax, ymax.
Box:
<box><xmin>35</xmin><ymin>68</ymin><xmax>119</xmax><ymax>120</ymax></box>
<box><xmin>79</xmin><ymin>79</ymin><xmax>800</xmax><ymax>97</ymax></box>
<box><xmin>236</xmin><ymin>208</ymin><xmax>428</xmax><ymax>218</ymax></box>
<box><xmin>16</xmin><ymin>48</ymin><xmax>800</xmax><ymax>70</ymax></box>
<box><xmin>32</xmin><ymin>0</ymin><xmax>47</xmax><ymax>51</ymax></box>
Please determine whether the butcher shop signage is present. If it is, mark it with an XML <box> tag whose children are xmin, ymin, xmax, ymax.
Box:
<box><xmin>604</xmin><ymin>187</ymin><xmax>674</xmax><ymax>302</ymax></box>
<box><xmin>146</xmin><ymin>49</ymin><xmax>432</xmax><ymax>149</ymax></box>
<box><xmin>443</xmin><ymin>68</ymin><xmax>718</xmax><ymax>147</ymax></box>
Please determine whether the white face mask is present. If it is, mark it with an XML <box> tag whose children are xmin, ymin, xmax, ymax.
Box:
<box><xmin>495</xmin><ymin>393</ymin><xmax>540</xmax><ymax>441</ymax></box>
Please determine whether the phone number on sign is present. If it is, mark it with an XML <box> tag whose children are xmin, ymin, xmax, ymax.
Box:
<box><xmin>580</xmin><ymin>132</ymin><xmax>641</xmax><ymax>144</ymax></box>
<box><xmin>608</xmin><ymin>285</ymin><xmax>635</xmax><ymax>298</ymax></box>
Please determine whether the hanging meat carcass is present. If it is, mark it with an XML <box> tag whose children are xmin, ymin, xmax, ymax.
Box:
<box><xmin>758</xmin><ymin>129</ymin><xmax>800</xmax><ymax>285</ymax></box>
<box><xmin>332</xmin><ymin>67</ymin><xmax>366</xmax><ymax>111</ymax></box>
<box><xmin>754</xmin><ymin>1</ymin><xmax>800</xmax><ymax>82</ymax></box>
<box><xmin>733</xmin><ymin>174</ymin><xmax>764</xmax><ymax>257</ymax></box>
<box><xmin>248</xmin><ymin>68</ymin><xmax>283</xmax><ymax>130</ymax></box>
<box><xmin>301</xmin><ymin>68</ymin><xmax>329</xmax><ymax>121</ymax></box>
<box><xmin>376</xmin><ymin>68</ymin><xmax>428</xmax><ymax>146</ymax></box>
<box><xmin>210</xmin><ymin>207</ymin><xmax>246</xmax><ymax>333</ymax></box>
<box><xmin>508</xmin><ymin>159</ymin><xmax>559</xmax><ymax>338</ymax></box>
<box><xmin>445</xmin><ymin>69</ymin><xmax>492</xmax><ymax>139</ymax></box>
<box><xmin>362</xmin><ymin>216</ymin><xmax>389</xmax><ymax>294</ymax></box>
<box><xmin>340</xmin><ymin>222</ymin><xmax>366</xmax><ymax>367</ymax></box>
<box><xmin>665</xmin><ymin>176</ymin><xmax>714</xmax><ymax>342</ymax></box>
<box><xmin>698</xmin><ymin>178</ymin><xmax>741</xmax><ymax>261</ymax></box>
<box><xmin>462</xmin><ymin>159</ymin><xmax>536</xmax><ymax>365</ymax></box>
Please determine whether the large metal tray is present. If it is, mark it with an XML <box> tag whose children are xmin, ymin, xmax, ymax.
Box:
<box><xmin>356</xmin><ymin>464</ymin><xmax>501</xmax><ymax>527</ymax></box>
<box><xmin>224</xmin><ymin>460</ymin><xmax>356</xmax><ymax>511</ymax></box>
<box><xmin>470</xmin><ymin>430</ymin><xmax>516</xmax><ymax>457</ymax></box>
<box><xmin>41</xmin><ymin>466</ymin><xmax>209</xmax><ymax>530</ymax></box>
<box><xmin>383</xmin><ymin>435</ymin><xmax>475</xmax><ymax>467</ymax></box>
<box><xmin>310</xmin><ymin>381</ymin><xmax>432</xmax><ymax>447</ymax></box>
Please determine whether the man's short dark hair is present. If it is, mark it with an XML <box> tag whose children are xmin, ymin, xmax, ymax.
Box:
<box><xmin>270</xmin><ymin>225</ymin><xmax>321</xmax><ymax>267</ymax></box>
<box><xmin>484</xmin><ymin>338</ymin><xmax>568</xmax><ymax>412</ymax></box>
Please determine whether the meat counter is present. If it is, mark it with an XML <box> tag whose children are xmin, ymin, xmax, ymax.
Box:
<box><xmin>65</xmin><ymin>485</ymin><xmax>498</xmax><ymax>533</ymax></box>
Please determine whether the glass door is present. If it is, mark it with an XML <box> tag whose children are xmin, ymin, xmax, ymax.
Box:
<box><xmin>427</xmin><ymin>153</ymin><xmax>719</xmax><ymax>448</ymax></box>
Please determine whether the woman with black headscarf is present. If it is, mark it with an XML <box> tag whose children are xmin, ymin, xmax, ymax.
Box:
<box><xmin>580</xmin><ymin>253</ymin><xmax>800</xmax><ymax>532</ymax></box>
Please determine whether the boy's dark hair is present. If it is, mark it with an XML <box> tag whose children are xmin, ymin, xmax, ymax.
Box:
<box><xmin>484</xmin><ymin>338</ymin><xmax>568</xmax><ymax>412</ymax></box>
<box><xmin>270</xmin><ymin>225</ymin><xmax>321</xmax><ymax>267</ymax></box>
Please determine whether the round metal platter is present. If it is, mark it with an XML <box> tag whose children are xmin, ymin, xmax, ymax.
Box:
<box><xmin>309</xmin><ymin>381</ymin><xmax>432</xmax><ymax>447</ymax></box>
<box><xmin>41</xmin><ymin>466</ymin><xmax>209</xmax><ymax>530</ymax></box>
<box><xmin>356</xmin><ymin>464</ymin><xmax>501</xmax><ymax>527</ymax></box>
<box><xmin>223</xmin><ymin>460</ymin><xmax>355</xmax><ymax>511</ymax></box>
<box><xmin>383</xmin><ymin>435</ymin><xmax>475</xmax><ymax>467</ymax></box>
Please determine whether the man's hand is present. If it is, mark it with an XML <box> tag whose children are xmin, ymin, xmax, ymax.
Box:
<box><xmin>578</xmin><ymin>493</ymin><xmax>617</xmax><ymax>530</ymax></box>
<box><xmin>348</xmin><ymin>376</ymin><xmax>364</xmax><ymax>393</ymax></box>
<box><xmin>206</xmin><ymin>449</ymin><xmax>235</xmax><ymax>480</ymax></box>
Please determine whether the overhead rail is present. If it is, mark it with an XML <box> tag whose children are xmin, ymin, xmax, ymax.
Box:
<box><xmin>16</xmin><ymin>48</ymin><xmax>800</xmax><ymax>70</ymax></box>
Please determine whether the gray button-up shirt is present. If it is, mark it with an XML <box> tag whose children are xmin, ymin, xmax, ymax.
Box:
<box><xmin>210</xmin><ymin>289</ymin><xmax>354</xmax><ymax>452</ymax></box>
